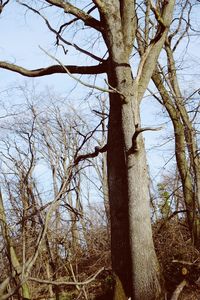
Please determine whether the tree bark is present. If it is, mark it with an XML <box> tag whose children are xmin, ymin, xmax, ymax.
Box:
<box><xmin>98</xmin><ymin>0</ymin><xmax>175</xmax><ymax>297</ymax></box>
<box><xmin>107</xmin><ymin>61</ymin><xmax>162</xmax><ymax>299</ymax></box>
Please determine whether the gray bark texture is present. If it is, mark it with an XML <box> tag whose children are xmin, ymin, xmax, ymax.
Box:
<box><xmin>97</xmin><ymin>0</ymin><xmax>175</xmax><ymax>298</ymax></box>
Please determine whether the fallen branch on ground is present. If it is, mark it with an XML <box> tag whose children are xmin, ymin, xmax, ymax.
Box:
<box><xmin>28</xmin><ymin>267</ymin><xmax>104</xmax><ymax>286</ymax></box>
<box><xmin>170</xmin><ymin>280</ymin><xmax>187</xmax><ymax>300</ymax></box>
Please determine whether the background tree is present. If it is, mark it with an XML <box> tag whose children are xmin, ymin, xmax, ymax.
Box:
<box><xmin>146</xmin><ymin>0</ymin><xmax>200</xmax><ymax>245</ymax></box>
<box><xmin>0</xmin><ymin>95</ymin><xmax>110</xmax><ymax>299</ymax></box>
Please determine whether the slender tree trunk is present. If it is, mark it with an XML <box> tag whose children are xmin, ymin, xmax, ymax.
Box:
<box><xmin>152</xmin><ymin>68</ymin><xmax>200</xmax><ymax>245</ymax></box>
<box><xmin>165</xmin><ymin>41</ymin><xmax>200</xmax><ymax>219</ymax></box>
<box><xmin>0</xmin><ymin>191</ymin><xmax>31</xmax><ymax>299</ymax></box>
<box><xmin>46</xmin><ymin>261</ymin><xmax>54</xmax><ymax>298</ymax></box>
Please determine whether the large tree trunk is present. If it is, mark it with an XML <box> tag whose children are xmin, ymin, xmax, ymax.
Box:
<box><xmin>100</xmin><ymin>0</ymin><xmax>175</xmax><ymax>297</ymax></box>
<box><xmin>107</xmin><ymin>75</ymin><xmax>132</xmax><ymax>296</ymax></box>
<box><xmin>107</xmin><ymin>63</ymin><xmax>162</xmax><ymax>299</ymax></box>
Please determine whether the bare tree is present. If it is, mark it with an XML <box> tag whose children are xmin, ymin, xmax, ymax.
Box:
<box><xmin>0</xmin><ymin>95</ymin><xmax>111</xmax><ymax>299</ymax></box>
<box><xmin>139</xmin><ymin>0</ymin><xmax>200</xmax><ymax>245</ymax></box>
<box><xmin>0</xmin><ymin>1</ymin><xmax>177</xmax><ymax>298</ymax></box>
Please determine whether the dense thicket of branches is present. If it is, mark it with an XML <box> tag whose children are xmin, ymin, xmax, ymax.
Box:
<box><xmin>0</xmin><ymin>96</ymin><xmax>111</xmax><ymax>300</ymax></box>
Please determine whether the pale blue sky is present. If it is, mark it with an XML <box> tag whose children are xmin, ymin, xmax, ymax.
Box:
<box><xmin>0</xmin><ymin>1</ymin><xmax>199</xmax><ymax>182</ymax></box>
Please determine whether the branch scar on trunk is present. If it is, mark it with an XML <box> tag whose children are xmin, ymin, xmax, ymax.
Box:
<box><xmin>129</xmin><ymin>124</ymin><xmax>163</xmax><ymax>154</ymax></box>
<box><xmin>74</xmin><ymin>144</ymin><xmax>107</xmax><ymax>165</ymax></box>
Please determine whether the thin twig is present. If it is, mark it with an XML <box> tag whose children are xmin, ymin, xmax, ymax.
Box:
<box><xmin>39</xmin><ymin>47</ymin><xmax>118</xmax><ymax>94</ymax></box>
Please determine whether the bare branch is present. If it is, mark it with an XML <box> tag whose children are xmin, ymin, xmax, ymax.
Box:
<box><xmin>0</xmin><ymin>60</ymin><xmax>107</xmax><ymax>77</ymax></box>
<box><xmin>150</xmin><ymin>0</ymin><xmax>166</xmax><ymax>28</ymax></box>
<box><xmin>136</xmin><ymin>0</ymin><xmax>175</xmax><ymax>101</ymax></box>
<box><xmin>45</xmin><ymin>0</ymin><xmax>103</xmax><ymax>32</ymax></box>
<box><xmin>19</xmin><ymin>2</ymin><xmax>104</xmax><ymax>63</ymax></box>
<box><xmin>172</xmin><ymin>260</ymin><xmax>200</xmax><ymax>267</ymax></box>
<box><xmin>74</xmin><ymin>144</ymin><xmax>107</xmax><ymax>165</ymax></box>
<box><xmin>0</xmin><ymin>277</ymin><xmax>10</xmax><ymax>296</ymax></box>
<box><xmin>28</xmin><ymin>267</ymin><xmax>104</xmax><ymax>286</ymax></box>
<box><xmin>129</xmin><ymin>124</ymin><xmax>163</xmax><ymax>153</ymax></box>
<box><xmin>0</xmin><ymin>0</ymin><xmax>10</xmax><ymax>14</ymax></box>
<box><xmin>170</xmin><ymin>280</ymin><xmax>187</xmax><ymax>300</ymax></box>
<box><xmin>40</xmin><ymin>47</ymin><xmax>118</xmax><ymax>94</ymax></box>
